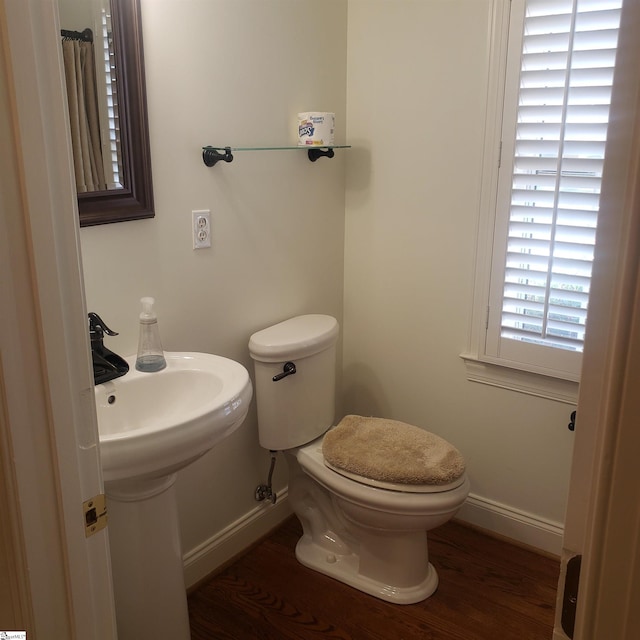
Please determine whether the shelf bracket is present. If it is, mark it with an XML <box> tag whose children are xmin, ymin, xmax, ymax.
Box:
<box><xmin>203</xmin><ymin>146</ymin><xmax>233</xmax><ymax>167</ymax></box>
<box><xmin>307</xmin><ymin>147</ymin><xmax>335</xmax><ymax>162</ymax></box>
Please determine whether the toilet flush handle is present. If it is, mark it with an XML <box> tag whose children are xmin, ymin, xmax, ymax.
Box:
<box><xmin>273</xmin><ymin>361</ymin><xmax>296</xmax><ymax>381</ymax></box>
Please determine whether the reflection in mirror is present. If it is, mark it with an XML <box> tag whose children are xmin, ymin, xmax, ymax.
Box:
<box><xmin>61</xmin><ymin>24</ymin><xmax>122</xmax><ymax>192</ymax></box>
<box><xmin>59</xmin><ymin>0</ymin><xmax>154</xmax><ymax>226</ymax></box>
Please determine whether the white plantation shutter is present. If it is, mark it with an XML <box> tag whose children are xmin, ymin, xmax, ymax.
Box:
<box><xmin>486</xmin><ymin>0</ymin><xmax>622</xmax><ymax>378</ymax></box>
<box><xmin>100</xmin><ymin>6</ymin><xmax>122</xmax><ymax>189</ymax></box>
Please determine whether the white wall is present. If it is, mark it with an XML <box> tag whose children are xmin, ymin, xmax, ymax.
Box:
<box><xmin>81</xmin><ymin>0</ymin><xmax>574</xmax><ymax>573</ymax></box>
<box><xmin>344</xmin><ymin>0</ymin><xmax>575</xmax><ymax>552</ymax></box>
<box><xmin>80</xmin><ymin>0</ymin><xmax>347</xmax><ymax>577</ymax></box>
<box><xmin>58</xmin><ymin>0</ymin><xmax>93</xmax><ymax>28</ymax></box>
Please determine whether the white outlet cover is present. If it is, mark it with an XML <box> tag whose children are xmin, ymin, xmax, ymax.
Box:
<box><xmin>192</xmin><ymin>210</ymin><xmax>211</xmax><ymax>249</ymax></box>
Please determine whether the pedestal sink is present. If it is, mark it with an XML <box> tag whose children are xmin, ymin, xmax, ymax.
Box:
<box><xmin>95</xmin><ymin>352</ymin><xmax>252</xmax><ymax>640</ymax></box>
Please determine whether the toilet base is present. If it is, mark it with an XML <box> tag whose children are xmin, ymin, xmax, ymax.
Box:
<box><xmin>295</xmin><ymin>535</ymin><xmax>439</xmax><ymax>605</ymax></box>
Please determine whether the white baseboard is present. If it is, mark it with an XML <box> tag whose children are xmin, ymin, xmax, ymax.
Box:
<box><xmin>456</xmin><ymin>493</ymin><xmax>564</xmax><ymax>556</ymax></box>
<box><xmin>182</xmin><ymin>489</ymin><xmax>292</xmax><ymax>589</ymax></box>
<box><xmin>183</xmin><ymin>490</ymin><xmax>563</xmax><ymax>589</ymax></box>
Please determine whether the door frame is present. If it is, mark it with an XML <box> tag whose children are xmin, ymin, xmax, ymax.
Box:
<box><xmin>555</xmin><ymin>0</ymin><xmax>640</xmax><ymax>637</ymax></box>
<box><xmin>1</xmin><ymin>0</ymin><xmax>116</xmax><ymax>636</ymax></box>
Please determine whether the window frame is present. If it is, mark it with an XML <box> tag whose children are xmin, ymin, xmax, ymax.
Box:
<box><xmin>461</xmin><ymin>0</ymin><xmax>621</xmax><ymax>402</ymax></box>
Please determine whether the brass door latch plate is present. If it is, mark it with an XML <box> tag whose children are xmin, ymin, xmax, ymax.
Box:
<box><xmin>83</xmin><ymin>494</ymin><xmax>107</xmax><ymax>537</ymax></box>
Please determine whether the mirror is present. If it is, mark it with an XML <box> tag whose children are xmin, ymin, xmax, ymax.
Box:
<box><xmin>60</xmin><ymin>0</ymin><xmax>154</xmax><ymax>227</ymax></box>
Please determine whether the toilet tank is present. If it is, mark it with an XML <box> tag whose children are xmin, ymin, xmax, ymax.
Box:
<box><xmin>248</xmin><ymin>314</ymin><xmax>339</xmax><ymax>451</ymax></box>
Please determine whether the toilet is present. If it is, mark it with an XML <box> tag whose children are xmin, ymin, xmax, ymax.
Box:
<box><xmin>248</xmin><ymin>314</ymin><xmax>470</xmax><ymax>604</ymax></box>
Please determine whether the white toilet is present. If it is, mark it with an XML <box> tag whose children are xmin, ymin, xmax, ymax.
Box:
<box><xmin>248</xmin><ymin>314</ymin><xmax>470</xmax><ymax>604</ymax></box>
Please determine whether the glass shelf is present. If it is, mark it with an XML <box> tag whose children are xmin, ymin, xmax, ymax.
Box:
<box><xmin>203</xmin><ymin>145</ymin><xmax>351</xmax><ymax>152</ymax></box>
<box><xmin>202</xmin><ymin>145</ymin><xmax>351</xmax><ymax>167</ymax></box>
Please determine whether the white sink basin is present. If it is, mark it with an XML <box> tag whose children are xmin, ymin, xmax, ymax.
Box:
<box><xmin>95</xmin><ymin>351</ymin><xmax>253</xmax><ymax>483</ymax></box>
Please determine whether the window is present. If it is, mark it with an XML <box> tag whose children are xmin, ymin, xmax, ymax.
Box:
<box><xmin>465</xmin><ymin>0</ymin><xmax>622</xmax><ymax>394</ymax></box>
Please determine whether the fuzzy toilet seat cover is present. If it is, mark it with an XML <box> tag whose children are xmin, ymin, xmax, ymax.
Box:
<box><xmin>322</xmin><ymin>415</ymin><xmax>465</xmax><ymax>486</ymax></box>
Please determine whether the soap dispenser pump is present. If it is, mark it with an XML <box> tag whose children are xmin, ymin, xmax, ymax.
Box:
<box><xmin>135</xmin><ymin>297</ymin><xmax>167</xmax><ymax>372</ymax></box>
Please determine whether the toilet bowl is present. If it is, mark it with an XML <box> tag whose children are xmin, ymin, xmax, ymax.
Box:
<box><xmin>290</xmin><ymin>435</ymin><xmax>470</xmax><ymax>603</ymax></box>
<box><xmin>249</xmin><ymin>314</ymin><xmax>470</xmax><ymax>604</ymax></box>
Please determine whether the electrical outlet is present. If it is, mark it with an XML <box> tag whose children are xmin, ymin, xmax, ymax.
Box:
<box><xmin>192</xmin><ymin>210</ymin><xmax>211</xmax><ymax>249</ymax></box>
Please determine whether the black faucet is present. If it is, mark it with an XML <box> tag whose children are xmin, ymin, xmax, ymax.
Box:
<box><xmin>88</xmin><ymin>312</ymin><xmax>129</xmax><ymax>385</ymax></box>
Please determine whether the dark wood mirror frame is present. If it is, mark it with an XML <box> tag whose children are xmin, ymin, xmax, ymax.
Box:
<box><xmin>78</xmin><ymin>0</ymin><xmax>154</xmax><ymax>227</ymax></box>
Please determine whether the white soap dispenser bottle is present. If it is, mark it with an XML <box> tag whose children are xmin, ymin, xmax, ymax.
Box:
<box><xmin>135</xmin><ymin>297</ymin><xmax>167</xmax><ymax>372</ymax></box>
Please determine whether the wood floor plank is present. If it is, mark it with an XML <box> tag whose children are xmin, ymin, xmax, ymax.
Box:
<box><xmin>188</xmin><ymin>516</ymin><xmax>559</xmax><ymax>639</ymax></box>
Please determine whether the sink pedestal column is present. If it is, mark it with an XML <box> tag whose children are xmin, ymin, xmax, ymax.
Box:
<box><xmin>106</xmin><ymin>474</ymin><xmax>190</xmax><ymax>640</ymax></box>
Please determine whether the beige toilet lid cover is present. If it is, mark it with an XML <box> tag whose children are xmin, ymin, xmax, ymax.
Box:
<box><xmin>322</xmin><ymin>415</ymin><xmax>466</xmax><ymax>486</ymax></box>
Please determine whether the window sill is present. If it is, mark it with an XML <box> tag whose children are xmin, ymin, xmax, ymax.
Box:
<box><xmin>460</xmin><ymin>353</ymin><xmax>578</xmax><ymax>405</ymax></box>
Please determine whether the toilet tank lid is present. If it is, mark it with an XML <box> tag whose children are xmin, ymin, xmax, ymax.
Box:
<box><xmin>249</xmin><ymin>314</ymin><xmax>339</xmax><ymax>362</ymax></box>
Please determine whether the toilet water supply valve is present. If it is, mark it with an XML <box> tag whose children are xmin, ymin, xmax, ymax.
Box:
<box><xmin>255</xmin><ymin>363</ymin><xmax>296</xmax><ymax>503</ymax></box>
<box><xmin>255</xmin><ymin>451</ymin><xmax>278</xmax><ymax>504</ymax></box>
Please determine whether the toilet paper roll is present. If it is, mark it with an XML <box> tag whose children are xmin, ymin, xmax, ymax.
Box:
<box><xmin>297</xmin><ymin>112</ymin><xmax>335</xmax><ymax>146</ymax></box>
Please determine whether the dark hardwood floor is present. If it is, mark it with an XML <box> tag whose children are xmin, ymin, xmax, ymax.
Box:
<box><xmin>188</xmin><ymin>516</ymin><xmax>559</xmax><ymax>639</ymax></box>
